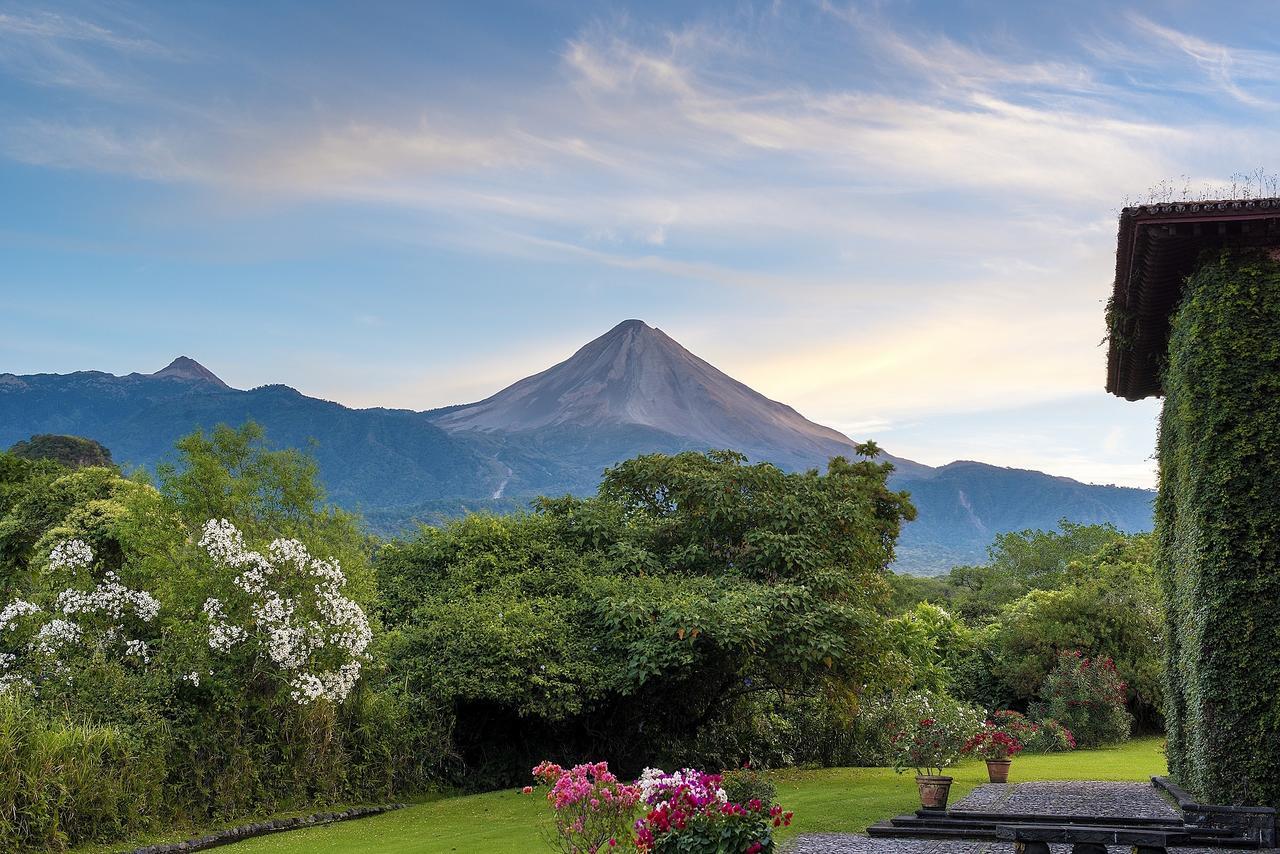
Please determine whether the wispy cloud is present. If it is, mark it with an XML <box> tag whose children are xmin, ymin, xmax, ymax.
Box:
<box><xmin>1127</xmin><ymin>13</ymin><xmax>1280</xmax><ymax>109</ymax></box>
<box><xmin>0</xmin><ymin>6</ymin><xmax>172</xmax><ymax>94</ymax></box>
<box><xmin>0</xmin><ymin>9</ymin><xmax>164</xmax><ymax>53</ymax></box>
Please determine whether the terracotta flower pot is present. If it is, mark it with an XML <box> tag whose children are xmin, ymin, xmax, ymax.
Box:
<box><xmin>915</xmin><ymin>775</ymin><xmax>953</xmax><ymax>810</ymax></box>
<box><xmin>986</xmin><ymin>759</ymin><xmax>1012</xmax><ymax>783</ymax></box>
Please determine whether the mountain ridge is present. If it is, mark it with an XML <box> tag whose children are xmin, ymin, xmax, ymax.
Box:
<box><xmin>0</xmin><ymin>322</ymin><xmax>1153</xmax><ymax>573</ymax></box>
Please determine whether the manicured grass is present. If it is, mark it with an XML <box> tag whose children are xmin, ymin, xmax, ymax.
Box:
<box><xmin>93</xmin><ymin>738</ymin><xmax>1167</xmax><ymax>854</ymax></box>
<box><xmin>769</xmin><ymin>736</ymin><xmax>1167</xmax><ymax>840</ymax></box>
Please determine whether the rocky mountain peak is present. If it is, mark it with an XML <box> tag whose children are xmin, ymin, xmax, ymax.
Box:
<box><xmin>430</xmin><ymin>319</ymin><xmax>862</xmax><ymax>468</ymax></box>
<box><xmin>151</xmin><ymin>356</ymin><xmax>230</xmax><ymax>389</ymax></box>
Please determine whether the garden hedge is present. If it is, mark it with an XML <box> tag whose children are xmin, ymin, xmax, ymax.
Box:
<box><xmin>1157</xmin><ymin>250</ymin><xmax>1280</xmax><ymax>807</ymax></box>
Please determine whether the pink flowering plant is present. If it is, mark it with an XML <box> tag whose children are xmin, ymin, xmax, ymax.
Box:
<box><xmin>633</xmin><ymin>767</ymin><xmax>790</xmax><ymax>854</ymax></box>
<box><xmin>530</xmin><ymin>760</ymin><xmax>642</xmax><ymax>854</ymax></box>
<box><xmin>1023</xmin><ymin>717</ymin><xmax>1077</xmax><ymax>752</ymax></box>
<box><xmin>526</xmin><ymin>763</ymin><xmax>794</xmax><ymax>854</ymax></box>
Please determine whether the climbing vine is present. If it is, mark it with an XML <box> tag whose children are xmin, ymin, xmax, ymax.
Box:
<box><xmin>1157</xmin><ymin>249</ymin><xmax>1280</xmax><ymax>807</ymax></box>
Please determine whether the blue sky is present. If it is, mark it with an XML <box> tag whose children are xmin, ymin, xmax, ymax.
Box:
<box><xmin>6</xmin><ymin>1</ymin><xmax>1279</xmax><ymax>487</ymax></box>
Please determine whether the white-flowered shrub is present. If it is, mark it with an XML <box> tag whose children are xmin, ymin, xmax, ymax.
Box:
<box><xmin>0</xmin><ymin>539</ymin><xmax>160</xmax><ymax>690</ymax></box>
<box><xmin>198</xmin><ymin>519</ymin><xmax>372</xmax><ymax>704</ymax></box>
<box><xmin>48</xmin><ymin>538</ymin><xmax>95</xmax><ymax>573</ymax></box>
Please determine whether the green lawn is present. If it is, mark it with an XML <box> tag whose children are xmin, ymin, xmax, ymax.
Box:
<box><xmin>93</xmin><ymin>738</ymin><xmax>1167</xmax><ymax>854</ymax></box>
<box><xmin>769</xmin><ymin>736</ymin><xmax>1167</xmax><ymax>839</ymax></box>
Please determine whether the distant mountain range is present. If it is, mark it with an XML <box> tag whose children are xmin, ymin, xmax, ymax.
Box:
<box><xmin>0</xmin><ymin>320</ymin><xmax>1153</xmax><ymax>573</ymax></box>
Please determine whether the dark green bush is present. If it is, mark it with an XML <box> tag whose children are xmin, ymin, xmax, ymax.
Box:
<box><xmin>1023</xmin><ymin>718</ymin><xmax>1076</xmax><ymax>753</ymax></box>
<box><xmin>1030</xmin><ymin>651</ymin><xmax>1130</xmax><ymax>748</ymax></box>
<box><xmin>722</xmin><ymin>766</ymin><xmax>777</xmax><ymax>807</ymax></box>
<box><xmin>378</xmin><ymin>448</ymin><xmax>917</xmax><ymax>784</ymax></box>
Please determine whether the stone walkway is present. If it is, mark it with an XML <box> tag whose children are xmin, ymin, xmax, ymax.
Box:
<box><xmin>786</xmin><ymin>781</ymin><xmax>1268</xmax><ymax>853</ymax></box>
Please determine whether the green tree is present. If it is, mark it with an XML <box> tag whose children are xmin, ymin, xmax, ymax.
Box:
<box><xmin>378</xmin><ymin>448</ymin><xmax>917</xmax><ymax>782</ymax></box>
<box><xmin>0</xmin><ymin>459</ymin><xmax>137</xmax><ymax>594</ymax></box>
<box><xmin>938</xmin><ymin>521</ymin><xmax>1128</xmax><ymax>620</ymax></box>
<box><xmin>987</xmin><ymin>534</ymin><xmax>1161</xmax><ymax>728</ymax></box>
<box><xmin>8</xmin><ymin>434</ymin><xmax>114</xmax><ymax>469</ymax></box>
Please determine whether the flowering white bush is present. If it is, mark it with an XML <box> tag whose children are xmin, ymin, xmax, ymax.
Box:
<box><xmin>0</xmin><ymin>600</ymin><xmax>41</xmax><ymax>633</ymax></box>
<box><xmin>56</xmin><ymin>572</ymin><xmax>160</xmax><ymax>623</ymax></box>
<box><xmin>48</xmin><ymin>538</ymin><xmax>94</xmax><ymax>573</ymax></box>
<box><xmin>198</xmin><ymin>519</ymin><xmax>371</xmax><ymax>705</ymax></box>
<box><xmin>0</xmin><ymin>539</ymin><xmax>160</xmax><ymax>690</ymax></box>
<box><xmin>638</xmin><ymin>767</ymin><xmax>728</xmax><ymax>808</ymax></box>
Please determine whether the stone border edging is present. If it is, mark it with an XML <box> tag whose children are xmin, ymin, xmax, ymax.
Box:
<box><xmin>122</xmin><ymin>803</ymin><xmax>406</xmax><ymax>853</ymax></box>
<box><xmin>1152</xmin><ymin>776</ymin><xmax>1275</xmax><ymax>847</ymax></box>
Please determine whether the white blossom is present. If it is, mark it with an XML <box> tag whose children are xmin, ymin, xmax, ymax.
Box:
<box><xmin>56</xmin><ymin>571</ymin><xmax>160</xmax><ymax>622</ymax></box>
<box><xmin>0</xmin><ymin>673</ymin><xmax>33</xmax><ymax>694</ymax></box>
<box><xmin>0</xmin><ymin>600</ymin><xmax>41</xmax><ymax>633</ymax></box>
<box><xmin>200</xmin><ymin>519</ymin><xmax>370</xmax><ymax>705</ymax></box>
<box><xmin>202</xmin><ymin>598</ymin><xmax>247</xmax><ymax>651</ymax></box>
<box><xmin>199</xmin><ymin>519</ymin><xmax>247</xmax><ymax>565</ymax></box>
<box><xmin>48</xmin><ymin>539</ymin><xmax>94</xmax><ymax>572</ymax></box>
<box><xmin>268</xmin><ymin>538</ymin><xmax>310</xmax><ymax>571</ymax></box>
<box><xmin>33</xmin><ymin>618</ymin><xmax>82</xmax><ymax>657</ymax></box>
<box><xmin>1</xmin><ymin>542</ymin><xmax>162</xmax><ymax>682</ymax></box>
<box><xmin>181</xmin><ymin>671</ymin><xmax>200</xmax><ymax>686</ymax></box>
<box><xmin>124</xmin><ymin>638</ymin><xmax>150</xmax><ymax>663</ymax></box>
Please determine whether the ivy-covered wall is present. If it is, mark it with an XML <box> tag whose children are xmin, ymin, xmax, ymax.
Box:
<box><xmin>1158</xmin><ymin>250</ymin><xmax>1280</xmax><ymax>807</ymax></box>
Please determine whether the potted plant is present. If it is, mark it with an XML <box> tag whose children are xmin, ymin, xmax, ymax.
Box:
<box><xmin>889</xmin><ymin>693</ymin><xmax>985</xmax><ymax>810</ymax></box>
<box><xmin>964</xmin><ymin>720</ymin><xmax>1024</xmax><ymax>783</ymax></box>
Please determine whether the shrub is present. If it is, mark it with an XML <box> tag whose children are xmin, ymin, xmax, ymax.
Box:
<box><xmin>529</xmin><ymin>761</ymin><xmax>641</xmax><ymax>854</ymax></box>
<box><xmin>1155</xmin><ymin>251</ymin><xmax>1280</xmax><ymax>805</ymax></box>
<box><xmin>1023</xmin><ymin>718</ymin><xmax>1076</xmax><ymax>753</ymax></box>
<box><xmin>721</xmin><ymin>766</ymin><xmax>777</xmax><ymax>810</ymax></box>
<box><xmin>988</xmin><ymin>709</ymin><xmax>1036</xmax><ymax>742</ymax></box>
<box><xmin>634</xmin><ymin>768</ymin><xmax>790</xmax><ymax>854</ymax></box>
<box><xmin>0</xmin><ymin>693</ymin><xmax>164</xmax><ymax>851</ymax></box>
<box><xmin>963</xmin><ymin>721</ymin><xmax>1023</xmax><ymax>761</ymax></box>
<box><xmin>379</xmin><ymin>448</ymin><xmax>918</xmax><ymax>785</ymax></box>
<box><xmin>1031</xmin><ymin>651</ymin><xmax>1130</xmax><ymax>748</ymax></box>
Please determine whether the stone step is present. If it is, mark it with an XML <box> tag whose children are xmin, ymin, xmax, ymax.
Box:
<box><xmin>868</xmin><ymin>820</ymin><xmax>999</xmax><ymax>840</ymax></box>
<box><xmin>870</xmin><ymin>815</ymin><xmax>1260</xmax><ymax>848</ymax></box>
<box><xmin>927</xmin><ymin>809</ymin><xmax>1182</xmax><ymax>827</ymax></box>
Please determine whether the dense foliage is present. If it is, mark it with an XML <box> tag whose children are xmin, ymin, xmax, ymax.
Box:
<box><xmin>7</xmin><ymin>435</ymin><xmax>113</xmax><ymax>470</ymax></box>
<box><xmin>0</xmin><ymin>419</ymin><xmax>1158</xmax><ymax>850</ymax></box>
<box><xmin>0</xmin><ymin>694</ymin><xmax>162</xmax><ymax>850</ymax></box>
<box><xmin>377</xmin><ymin>447</ymin><xmax>917</xmax><ymax>784</ymax></box>
<box><xmin>886</xmin><ymin>523</ymin><xmax>1161</xmax><ymax>728</ymax></box>
<box><xmin>0</xmin><ymin>425</ymin><xmax>429</xmax><ymax>850</ymax></box>
<box><xmin>1157</xmin><ymin>250</ymin><xmax>1280</xmax><ymax>807</ymax></box>
<box><xmin>1031</xmin><ymin>652</ymin><xmax>1131</xmax><ymax>748</ymax></box>
<box><xmin>885</xmin><ymin>692</ymin><xmax>984</xmax><ymax>776</ymax></box>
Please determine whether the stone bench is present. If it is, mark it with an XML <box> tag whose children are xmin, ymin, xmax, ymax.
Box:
<box><xmin>996</xmin><ymin>822</ymin><xmax>1187</xmax><ymax>854</ymax></box>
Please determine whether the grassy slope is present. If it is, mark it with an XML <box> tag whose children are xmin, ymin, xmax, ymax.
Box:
<box><xmin>96</xmin><ymin>739</ymin><xmax>1167</xmax><ymax>854</ymax></box>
